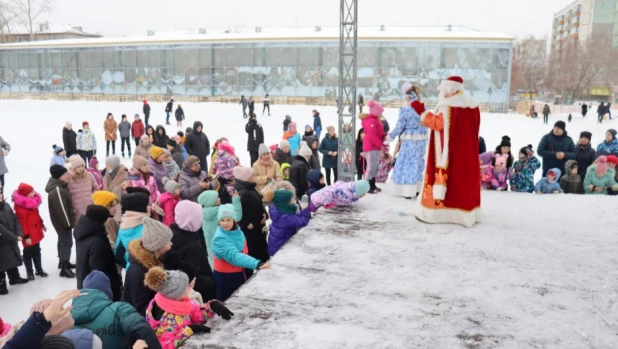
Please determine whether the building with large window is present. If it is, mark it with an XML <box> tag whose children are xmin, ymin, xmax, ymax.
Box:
<box><xmin>0</xmin><ymin>26</ymin><xmax>513</xmax><ymax>109</ymax></box>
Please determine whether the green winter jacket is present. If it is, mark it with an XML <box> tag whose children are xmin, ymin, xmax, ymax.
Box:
<box><xmin>71</xmin><ymin>289</ymin><xmax>161</xmax><ymax>349</ymax></box>
<box><xmin>583</xmin><ymin>166</ymin><xmax>618</xmax><ymax>195</ymax></box>
<box><xmin>198</xmin><ymin>192</ymin><xmax>242</xmax><ymax>269</ymax></box>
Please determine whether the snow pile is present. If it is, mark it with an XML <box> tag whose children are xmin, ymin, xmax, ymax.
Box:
<box><xmin>186</xmin><ymin>189</ymin><xmax>618</xmax><ymax>349</ymax></box>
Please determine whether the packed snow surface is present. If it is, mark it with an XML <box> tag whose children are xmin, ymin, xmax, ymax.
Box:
<box><xmin>0</xmin><ymin>100</ymin><xmax>616</xmax><ymax>348</ymax></box>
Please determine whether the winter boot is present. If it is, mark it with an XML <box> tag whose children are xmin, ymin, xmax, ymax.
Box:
<box><xmin>368</xmin><ymin>178</ymin><xmax>379</xmax><ymax>194</ymax></box>
<box><xmin>0</xmin><ymin>278</ymin><xmax>7</xmax><ymax>295</ymax></box>
<box><xmin>33</xmin><ymin>253</ymin><xmax>48</xmax><ymax>277</ymax></box>
<box><xmin>122</xmin><ymin>152</ymin><xmax>125</xmax><ymax>158</ymax></box>
<box><xmin>7</xmin><ymin>269</ymin><xmax>28</xmax><ymax>285</ymax></box>
<box><xmin>59</xmin><ymin>261</ymin><xmax>76</xmax><ymax>269</ymax></box>
<box><xmin>59</xmin><ymin>262</ymin><xmax>75</xmax><ymax>278</ymax></box>
<box><xmin>24</xmin><ymin>257</ymin><xmax>35</xmax><ymax>281</ymax></box>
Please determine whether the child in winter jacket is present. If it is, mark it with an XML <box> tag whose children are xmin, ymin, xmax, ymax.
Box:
<box><xmin>307</xmin><ymin>169</ymin><xmax>325</xmax><ymax>200</ymax></box>
<box><xmin>479</xmin><ymin>152</ymin><xmax>494</xmax><ymax>190</ymax></box>
<box><xmin>535</xmin><ymin>168</ymin><xmax>564</xmax><ymax>194</ymax></box>
<box><xmin>128</xmin><ymin>155</ymin><xmax>160</xmax><ymax>205</ymax></box>
<box><xmin>145</xmin><ymin>266</ymin><xmax>234</xmax><ymax>349</ymax></box>
<box><xmin>559</xmin><ymin>160</ymin><xmax>583</xmax><ymax>194</ymax></box>
<box><xmin>283</xmin><ymin>122</ymin><xmax>301</xmax><ymax>156</ymax></box>
<box><xmin>12</xmin><ymin>183</ymin><xmax>48</xmax><ymax>280</ymax></box>
<box><xmin>281</xmin><ymin>163</ymin><xmax>291</xmax><ymax>180</ymax></box>
<box><xmin>607</xmin><ymin>155</ymin><xmax>618</xmax><ymax>195</ymax></box>
<box><xmin>212</xmin><ymin>141</ymin><xmax>239</xmax><ymax>198</ymax></box>
<box><xmin>50</xmin><ymin>145</ymin><xmax>66</xmax><ymax>167</ymax></box>
<box><xmin>197</xmin><ymin>191</ymin><xmax>242</xmax><ymax>269</ymax></box>
<box><xmin>212</xmin><ymin>204</ymin><xmax>270</xmax><ymax>301</ymax></box>
<box><xmin>491</xmin><ymin>154</ymin><xmax>510</xmax><ymax>191</ymax></box>
<box><xmin>510</xmin><ymin>145</ymin><xmax>541</xmax><ymax>193</ymax></box>
<box><xmin>154</xmin><ymin>179</ymin><xmax>180</xmax><ymax>227</ymax></box>
<box><xmin>263</xmin><ymin>189</ymin><xmax>311</xmax><ymax>256</ymax></box>
<box><xmin>376</xmin><ymin>144</ymin><xmax>394</xmax><ymax>183</ymax></box>
<box><xmin>87</xmin><ymin>156</ymin><xmax>104</xmax><ymax>190</ymax></box>
<box><xmin>310</xmin><ymin>180</ymin><xmax>370</xmax><ymax>209</ymax></box>
<box><xmin>583</xmin><ymin>155</ymin><xmax>618</xmax><ymax>195</ymax></box>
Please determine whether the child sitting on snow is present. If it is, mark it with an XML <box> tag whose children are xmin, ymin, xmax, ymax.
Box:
<box><xmin>198</xmin><ymin>191</ymin><xmax>242</xmax><ymax>269</ymax></box>
<box><xmin>212</xmin><ymin>141</ymin><xmax>239</xmax><ymax>203</ymax></box>
<box><xmin>280</xmin><ymin>163</ymin><xmax>291</xmax><ymax>180</ymax></box>
<box><xmin>307</xmin><ymin>169</ymin><xmax>326</xmax><ymax>200</ymax></box>
<box><xmin>559</xmin><ymin>160</ymin><xmax>583</xmax><ymax>194</ymax></box>
<box><xmin>50</xmin><ymin>145</ymin><xmax>66</xmax><ymax>167</ymax></box>
<box><xmin>145</xmin><ymin>266</ymin><xmax>234</xmax><ymax>348</ymax></box>
<box><xmin>479</xmin><ymin>152</ymin><xmax>494</xmax><ymax>190</ymax></box>
<box><xmin>212</xmin><ymin>204</ymin><xmax>271</xmax><ymax>301</ymax></box>
<box><xmin>310</xmin><ymin>180</ymin><xmax>370</xmax><ymax>210</ymax></box>
<box><xmin>376</xmin><ymin>144</ymin><xmax>394</xmax><ymax>183</ymax></box>
<box><xmin>87</xmin><ymin>156</ymin><xmax>104</xmax><ymax>190</ymax></box>
<box><xmin>535</xmin><ymin>168</ymin><xmax>564</xmax><ymax>194</ymax></box>
<box><xmin>510</xmin><ymin>145</ymin><xmax>540</xmax><ymax>193</ymax></box>
<box><xmin>491</xmin><ymin>154</ymin><xmax>510</xmax><ymax>191</ymax></box>
<box><xmin>263</xmin><ymin>189</ymin><xmax>311</xmax><ymax>256</ymax></box>
<box><xmin>153</xmin><ymin>178</ymin><xmax>180</xmax><ymax>227</ymax></box>
<box><xmin>12</xmin><ymin>183</ymin><xmax>48</xmax><ymax>280</ymax></box>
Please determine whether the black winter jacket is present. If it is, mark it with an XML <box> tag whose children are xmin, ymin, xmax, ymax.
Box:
<box><xmin>356</xmin><ymin>129</ymin><xmax>364</xmax><ymax>175</ymax></box>
<box><xmin>273</xmin><ymin>148</ymin><xmax>293</xmax><ymax>166</ymax></box>
<box><xmin>479</xmin><ymin>136</ymin><xmax>487</xmax><ymax>154</ymax></box>
<box><xmin>63</xmin><ymin>127</ymin><xmax>78</xmax><ymax>156</ymax></box>
<box><xmin>171</xmin><ymin>145</ymin><xmax>184</xmax><ymax>170</ymax></box>
<box><xmin>290</xmin><ymin>155</ymin><xmax>310</xmax><ymax>199</ymax></box>
<box><xmin>143</xmin><ymin>103</ymin><xmax>151</xmax><ymax>116</ymax></box>
<box><xmin>305</xmin><ymin>136</ymin><xmax>321</xmax><ymax>170</ymax></box>
<box><xmin>122</xmin><ymin>239</ymin><xmax>161</xmax><ymax>316</ymax></box>
<box><xmin>0</xmin><ymin>201</ymin><xmax>23</xmax><ymax>273</ymax></box>
<box><xmin>175</xmin><ymin>107</ymin><xmax>185</xmax><ymax>122</ymax></box>
<box><xmin>575</xmin><ymin>142</ymin><xmax>596</xmax><ymax>180</ymax></box>
<box><xmin>538</xmin><ymin>131</ymin><xmax>576</xmax><ymax>177</ymax></box>
<box><xmin>165</xmin><ymin>101</ymin><xmax>173</xmax><ymax>113</ymax></box>
<box><xmin>154</xmin><ymin>125</ymin><xmax>169</xmax><ymax>149</ymax></box>
<box><xmin>45</xmin><ymin>178</ymin><xmax>75</xmax><ymax>232</ymax></box>
<box><xmin>74</xmin><ymin>205</ymin><xmax>122</xmax><ymax>301</ymax></box>
<box><xmin>234</xmin><ymin>180</ymin><xmax>269</xmax><ymax>263</ymax></box>
<box><xmin>184</xmin><ymin>121</ymin><xmax>211</xmax><ymax>161</ymax></box>
<box><xmin>169</xmin><ymin>224</ymin><xmax>216</xmax><ymax>301</ymax></box>
<box><xmin>246</xmin><ymin>120</ymin><xmax>264</xmax><ymax>152</ymax></box>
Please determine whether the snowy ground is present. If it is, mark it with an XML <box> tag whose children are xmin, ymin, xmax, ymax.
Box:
<box><xmin>0</xmin><ymin>100</ymin><xmax>616</xmax><ymax>346</ymax></box>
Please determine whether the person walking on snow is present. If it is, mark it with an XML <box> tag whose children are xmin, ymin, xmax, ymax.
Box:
<box><xmin>62</xmin><ymin>122</ymin><xmax>78</xmax><ymax>158</ymax></box>
<box><xmin>165</xmin><ymin>99</ymin><xmax>174</xmax><ymax>125</ymax></box>
<box><xmin>175</xmin><ymin>104</ymin><xmax>185</xmax><ymax>128</ymax></box>
<box><xmin>248</xmin><ymin>97</ymin><xmax>255</xmax><ymax>116</ymax></box>
<box><xmin>104</xmin><ymin>113</ymin><xmax>118</xmax><ymax>157</ymax></box>
<box><xmin>246</xmin><ymin>115</ymin><xmax>264</xmax><ymax>166</ymax></box>
<box><xmin>132</xmin><ymin>114</ymin><xmax>145</xmax><ymax>147</ymax></box>
<box><xmin>143</xmin><ymin>99</ymin><xmax>151</xmax><ymax>127</ymax></box>
<box><xmin>77</xmin><ymin>122</ymin><xmax>97</xmax><ymax>165</ymax></box>
<box><xmin>312</xmin><ymin>110</ymin><xmax>322</xmax><ymax>141</ymax></box>
<box><xmin>263</xmin><ymin>94</ymin><xmax>271</xmax><ymax>116</ymax></box>
<box><xmin>358</xmin><ymin>100</ymin><xmax>386</xmax><ymax>194</ymax></box>
<box><xmin>118</xmin><ymin>114</ymin><xmax>132</xmax><ymax>158</ymax></box>
<box><xmin>581</xmin><ymin>103</ymin><xmax>588</xmax><ymax>118</ymax></box>
<box><xmin>240</xmin><ymin>95</ymin><xmax>248</xmax><ymax>118</ymax></box>
<box><xmin>45</xmin><ymin>165</ymin><xmax>76</xmax><ymax>278</ymax></box>
<box><xmin>542</xmin><ymin>104</ymin><xmax>551</xmax><ymax>125</ymax></box>
<box><xmin>597</xmin><ymin>102</ymin><xmax>606</xmax><ymax>124</ymax></box>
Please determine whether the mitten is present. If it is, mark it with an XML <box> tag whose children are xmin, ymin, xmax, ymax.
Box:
<box><xmin>209</xmin><ymin>300</ymin><xmax>234</xmax><ymax>320</ymax></box>
<box><xmin>411</xmin><ymin>101</ymin><xmax>425</xmax><ymax>115</ymax></box>
<box><xmin>308</xmin><ymin>201</ymin><xmax>318</xmax><ymax>213</ymax></box>
<box><xmin>188</xmin><ymin>324</ymin><xmax>211</xmax><ymax>334</ymax></box>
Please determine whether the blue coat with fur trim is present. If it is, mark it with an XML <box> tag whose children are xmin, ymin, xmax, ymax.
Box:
<box><xmin>267</xmin><ymin>206</ymin><xmax>311</xmax><ymax>256</ymax></box>
<box><xmin>534</xmin><ymin>168</ymin><xmax>564</xmax><ymax>194</ymax></box>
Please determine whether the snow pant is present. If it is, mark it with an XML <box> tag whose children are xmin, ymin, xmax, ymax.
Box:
<box><xmin>78</xmin><ymin>150</ymin><xmax>94</xmax><ymax>165</ymax></box>
<box><xmin>363</xmin><ymin>150</ymin><xmax>380</xmax><ymax>181</ymax></box>
<box><xmin>166</xmin><ymin>112</ymin><xmax>171</xmax><ymax>124</ymax></box>
<box><xmin>598</xmin><ymin>114</ymin><xmax>603</xmax><ymax>124</ymax></box>
<box><xmin>582</xmin><ymin>111</ymin><xmax>587</xmax><ymax>118</ymax></box>
<box><xmin>543</xmin><ymin>114</ymin><xmax>549</xmax><ymax>124</ymax></box>
<box><xmin>145</xmin><ymin>113</ymin><xmax>150</xmax><ymax>127</ymax></box>
<box><xmin>249</xmin><ymin>151</ymin><xmax>259</xmax><ymax>167</ymax></box>
<box><xmin>23</xmin><ymin>243</ymin><xmax>44</xmax><ymax>276</ymax></box>
<box><xmin>263</xmin><ymin>103</ymin><xmax>270</xmax><ymax>115</ymax></box>
<box><xmin>120</xmin><ymin>137</ymin><xmax>131</xmax><ymax>155</ymax></box>
<box><xmin>57</xmin><ymin>228</ymin><xmax>73</xmax><ymax>264</ymax></box>
<box><xmin>134</xmin><ymin>137</ymin><xmax>141</xmax><ymax>147</ymax></box>
<box><xmin>214</xmin><ymin>270</ymin><xmax>249</xmax><ymax>302</ymax></box>
<box><xmin>0</xmin><ymin>174</ymin><xmax>4</xmax><ymax>195</ymax></box>
<box><xmin>609</xmin><ymin>110</ymin><xmax>612</xmax><ymax>119</ymax></box>
<box><xmin>0</xmin><ymin>268</ymin><xmax>23</xmax><ymax>283</ymax></box>
<box><xmin>106</xmin><ymin>140</ymin><xmax>116</xmax><ymax>155</ymax></box>
<box><xmin>325</xmin><ymin>167</ymin><xmax>338</xmax><ymax>185</ymax></box>
<box><xmin>242</xmin><ymin>107</ymin><xmax>248</xmax><ymax>118</ymax></box>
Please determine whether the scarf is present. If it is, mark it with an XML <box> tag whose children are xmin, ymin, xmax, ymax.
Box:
<box><xmin>154</xmin><ymin>293</ymin><xmax>192</xmax><ymax>316</ymax></box>
<box><xmin>120</xmin><ymin>211</ymin><xmax>149</xmax><ymax>229</ymax></box>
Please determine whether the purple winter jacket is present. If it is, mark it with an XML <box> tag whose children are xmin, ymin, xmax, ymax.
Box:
<box><xmin>267</xmin><ymin>206</ymin><xmax>311</xmax><ymax>256</ymax></box>
<box><xmin>148</xmin><ymin>158</ymin><xmax>169</xmax><ymax>194</ymax></box>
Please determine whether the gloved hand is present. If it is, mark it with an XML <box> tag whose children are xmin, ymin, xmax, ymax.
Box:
<box><xmin>308</xmin><ymin>201</ymin><xmax>318</xmax><ymax>213</ymax></box>
<box><xmin>411</xmin><ymin>100</ymin><xmax>426</xmax><ymax>115</ymax></box>
<box><xmin>209</xmin><ymin>300</ymin><xmax>235</xmax><ymax>320</ymax></box>
<box><xmin>188</xmin><ymin>324</ymin><xmax>211</xmax><ymax>334</ymax></box>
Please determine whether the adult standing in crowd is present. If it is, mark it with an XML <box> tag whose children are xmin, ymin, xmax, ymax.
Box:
<box><xmin>165</xmin><ymin>98</ymin><xmax>174</xmax><ymax>125</ymax></box>
<box><xmin>45</xmin><ymin>165</ymin><xmax>76</xmax><ymax>278</ymax></box>
<box><xmin>175</xmin><ymin>104</ymin><xmax>185</xmax><ymax>128</ymax></box>
<box><xmin>253</xmin><ymin>144</ymin><xmax>283</xmax><ymax>192</ymax></box>
<box><xmin>312</xmin><ymin>110</ymin><xmax>322</xmax><ymax>141</ymax></box>
<box><xmin>118</xmin><ymin>114</ymin><xmax>132</xmax><ymax>158</ymax></box>
<box><xmin>576</xmin><ymin>131</ymin><xmax>596</xmax><ymax>181</ymax></box>
<box><xmin>135</xmin><ymin>134</ymin><xmax>152</xmax><ymax>159</ymax></box>
<box><xmin>67</xmin><ymin>155</ymin><xmax>98</xmax><ymax>225</ymax></box>
<box><xmin>240</xmin><ymin>95</ymin><xmax>248</xmax><ymax>118</ymax></box>
<box><xmin>153</xmin><ymin>125</ymin><xmax>169</xmax><ymax>149</ymax></box>
<box><xmin>273</xmin><ymin>139</ymin><xmax>293</xmax><ymax>167</ymax></box>
<box><xmin>263</xmin><ymin>94</ymin><xmax>271</xmax><ymax>116</ymax></box>
<box><xmin>143</xmin><ymin>99</ymin><xmax>151</xmax><ymax>127</ymax></box>
<box><xmin>62</xmin><ymin>122</ymin><xmax>78</xmax><ymax>158</ymax></box>
<box><xmin>0</xmin><ymin>135</ymin><xmax>9</xmax><ymax>195</ymax></box>
<box><xmin>104</xmin><ymin>113</ymin><xmax>118</xmax><ymax>157</ymax></box>
<box><xmin>246</xmin><ymin>114</ymin><xmax>264</xmax><ymax>166</ymax></box>
<box><xmin>178</xmin><ymin>156</ymin><xmax>216</xmax><ymax>202</ymax></box>
<box><xmin>131</xmin><ymin>114</ymin><xmax>145</xmax><ymax>147</ymax></box>
<box><xmin>479</xmin><ymin>136</ymin><xmax>486</xmax><ymax>154</ymax></box>
<box><xmin>538</xmin><ymin>121</ymin><xmax>576</xmax><ymax>179</ymax></box>
<box><xmin>77</xmin><ymin>121</ymin><xmax>97</xmax><ymax>165</ymax></box>
<box><xmin>358</xmin><ymin>94</ymin><xmax>364</xmax><ymax>112</ymax></box>
<box><xmin>596</xmin><ymin>129</ymin><xmax>618</xmax><ymax>157</ymax></box>
<box><xmin>184</xmin><ymin>121</ymin><xmax>211</xmax><ymax>172</ymax></box>
<box><xmin>319</xmin><ymin>126</ymin><xmax>339</xmax><ymax>185</ymax></box>
<box><xmin>355</xmin><ymin>128</ymin><xmax>365</xmax><ymax>180</ymax></box>
<box><xmin>103</xmin><ymin>155</ymin><xmax>128</xmax><ymax>224</ymax></box>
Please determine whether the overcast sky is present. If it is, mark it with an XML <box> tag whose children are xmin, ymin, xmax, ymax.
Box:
<box><xmin>45</xmin><ymin>0</ymin><xmax>567</xmax><ymax>38</ymax></box>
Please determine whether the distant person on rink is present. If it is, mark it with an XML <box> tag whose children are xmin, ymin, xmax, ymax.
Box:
<box><xmin>240</xmin><ymin>95</ymin><xmax>248</xmax><ymax>118</ymax></box>
<box><xmin>143</xmin><ymin>99</ymin><xmax>151</xmax><ymax>127</ymax></box>
<box><xmin>165</xmin><ymin>98</ymin><xmax>174</xmax><ymax>125</ymax></box>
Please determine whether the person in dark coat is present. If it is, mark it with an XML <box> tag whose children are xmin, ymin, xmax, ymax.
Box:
<box><xmin>74</xmin><ymin>204</ymin><xmax>122</xmax><ymax>301</ymax></box>
<box><xmin>380</xmin><ymin>116</ymin><xmax>390</xmax><ymax>135</ymax></box>
<box><xmin>174</xmin><ymin>104</ymin><xmax>185</xmax><ymax>128</ymax></box>
<box><xmin>305</xmin><ymin>136</ymin><xmax>321</xmax><ymax>170</ymax></box>
<box><xmin>479</xmin><ymin>136</ymin><xmax>486</xmax><ymax>154</ymax></box>
<box><xmin>167</xmin><ymin>139</ymin><xmax>184</xmax><ymax>170</ymax></box>
<box><xmin>153</xmin><ymin>125</ymin><xmax>169</xmax><ymax>149</ymax></box>
<box><xmin>356</xmin><ymin>128</ymin><xmax>365</xmax><ymax>180</ymax></box>
<box><xmin>290</xmin><ymin>144</ymin><xmax>312</xmax><ymax>200</ymax></box>
<box><xmin>312</xmin><ymin>110</ymin><xmax>323</xmax><ymax>141</ymax></box>
<box><xmin>576</xmin><ymin>131</ymin><xmax>596</xmax><ymax>181</ymax></box>
<box><xmin>233</xmin><ymin>167</ymin><xmax>269</xmax><ymax>264</ymax></box>
<box><xmin>239</xmin><ymin>95</ymin><xmax>248</xmax><ymax>118</ymax></box>
<box><xmin>169</xmin><ymin>200</ymin><xmax>216</xmax><ymax>301</ymax></box>
<box><xmin>248</xmin><ymin>97</ymin><xmax>255</xmax><ymax>116</ymax></box>
<box><xmin>62</xmin><ymin>122</ymin><xmax>78</xmax><ymax>158</ymax></box>
<box><xmin>307</xmin><ymin>169</ymin><xmax>325</xmax><ymax>200</ymax></box>
<box><xmin>184</xmin><ymin>121</ymin><xmax>211</xmax><ymax>172</ymax></box>
<box><xmin>45</xmin><ymin>165</ymin><xmax>76</xmax><ymax>278</ymax></box>
<box><xmin>165</xmin><ymin>98</ymin><xmax>174</xmax><ymax>125</ymax></box>
<box><xmin>143</xmin><ymin>99</ymin><xmax>151</xmax><ymax>127</ymax></box>
<box><xmin>608</xmin><ymin>102</ymin><xmax>612</xmax><ymax>119</ymax></box>
<box><xmin>319</xmin><ymin>126</ymin><xmax>339</xmax><ymax>185</ymax></box>
<box><xmin>0</xmin><ymin>190</ymin><xmax>28</xmax><ymax>295</ymax></box>
<box><xmin>283</xmin><ymin>115</ymin><xmax>292</xmax><ymax>132</ymax></box>
<box><xmin>263</xmin><ymin>94</ymin><xmax>271</xmax><ymax>116</ymax></box>
<box><xmin>358</xmin><ymin>94</ymin><xmax>364</xmax><ymax>112</ymax></box>
<box><xmin>246</xmin><ymin>115</ymin><xmax>264</xmax><ymax>166</ymax></box>
<box><xmin>537</xmin><ymin>121</ymin><xmax>576</xmax><ymax>179</ymax></box>
<box><xmin>581</xmin><ymin>103</ymin><xmax>588</xmax><ymax>118</ymax></box>
<box><xmin>122</xmin><ymin>218</ymin><xmax>173</xmax><ymax>316</ymax></box>
<box><xmin>273</xmin><ymin>139</ymin><xmax>293</xmax><ymax>167</ymax></box>
<box><xmin>597</xmin><ymin>102</ymin><xmax>606</xmax><ymax>124</ymax></box>
<box><xmin>542</xmin><ymin>104</ymin><xmax>551</xmax><ymax>124</ymax></box>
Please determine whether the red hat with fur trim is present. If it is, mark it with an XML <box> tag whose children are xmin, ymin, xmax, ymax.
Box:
<box><xmin>606</xmin><ymin>155</ymin><xmax>618</xmax><ymax>166</ymax></box>
<box><xmin>17</xmin><ymin>183</ymin><xmax>34</xmax><ymax>197</ymax></box>
<box><xmin>218</xmin><ymin>141</ymin><xmax>235</xmax><ymax>156</ymax></box>
<box><xmin>447</xmin><ymin>76</ymin><xmax>464</xmax><ymax>84</ymax></box>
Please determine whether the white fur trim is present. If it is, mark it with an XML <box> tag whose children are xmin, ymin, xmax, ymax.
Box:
<box><xmin>439</xmin><ymin>80</ymin><xmax>463</xmax><ymax>96</ymax></box>
<box><xmin>432</xmin><ymin>184</ymin><xmax>447</xmax><ymax>200</ymax></box>
<box><xmin>414</xmin><ymin>201</ymin><xmax>483</xmax><ymax>228</ymax></box>
<box><xmin>438</xmin><ymin>92</ymin><xmax>479</xmax><ymax>109</ymax></box>
<box><xmin>390</xmin><ymin>183</ymin><xmax>422</xmax><ymax>198</ymax></box>
<box><xmin>436</xmin><ymin>105</ymin><xmax>450</xmax><ymax>168</ymax></box>
<box><xmin>420</xmin><ymin>110</ymin><xmax>429</xmax><ymax>123</ymax></box>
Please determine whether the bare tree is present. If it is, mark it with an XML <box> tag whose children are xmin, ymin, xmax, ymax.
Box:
<box><xmin>10</xmin><ymin>0</ymin><xmax>53</xmax><ymax>41</ymax></box>
<box><xmin>0</xmin><ymin>1</ymin><xmax>16</xmax><ymax>43</ymax></box>
<box><xmin>511</xmin><ymin>36</ymin><xmax>548</xmax><ymax>99</ymax></box>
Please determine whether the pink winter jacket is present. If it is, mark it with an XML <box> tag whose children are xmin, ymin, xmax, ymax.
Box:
<box><xmin>68</xmin><ymin>171</ymin><xmax>98</xmax><ymax>224</ymax></box>
<box><xmin>127</xmin><ymin>167</ymin><xmax>160</xmax><ymax>204</ymax></box>
<box><xmin>158</xmin><ymin>193</ymin><xmax>179</xmax><ymax>227</ymax></box>
<box><xmin>87</xmin><ymin>168</ymin><xmax>104</xmax><ymax>190</ymax></box>
<box><xmin>310</xmin><ymin>181</ymin><xmax>359</xmax><ymax>208</ymax></box>
<box><xmin>360</xmin><ymin>113</ymin><xmax>385</xmax><ymax>152</ymax></box>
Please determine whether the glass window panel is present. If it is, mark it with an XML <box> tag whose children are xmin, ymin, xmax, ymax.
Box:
<box><xmin>492</xmin><ymin>48</ymin><xmax>509</xmax><ymax>69</ymax></box>
<box><xmin>358</xmin><ymin>45</ymin><xmax>375</xmax><ymax>67</ymax></box>
<box><xmin>69</xmin><ymin>49</ymin><xmax>78</xmax><ymax>70</ymax></box>
<box><xmin>225</xmin><ymin>67</ymin><xmax>238</xmax><ymax>85</ymax></box>
<box><xmin>173</xmin><ymin>46</ymin><xmax>185</xmax><ymax>67</ymax></box>
<box><xmin>37</xmin><ymin>51</ymin><xmax>48</xmax><ymax>70</ymax></box>
<box><xmin>459</xmin><ymin>46</ymin><xmax>479</xmax><ymax>69</ymax></box>
<box><xmin>419</xmin><ymin>46</ymin><xmax>440</xmax><ymax>69</ymax></box>
<box><xmin>491</xmin><ymin>70</ymin><xmax>507</xmax><ymax>89</ymax></box>
<box><xmin>298</xmin><ymin>46</ymin><xmax>312</xmax><ymax>66</ymax></box>
<box><xmin>113</xmin><ymin>48</ymin><xmax>123</xmax><ymax>68</ymax></box>
<box><xmin>253</xmin><ymin>45</ymin><xmax>265</xmax><ymax>66</ymax></box>
<box><xmin>441</xmin><ymin>47</ymin><xmax>459</xmax><ymax>68</ymax></box>
<box><xmin>281</xmin><ymin>46</ymin><xmax>296</xmax><ymax>66</ymax></box>
<box><xmin>162</xmin><ymin>47</ymin><xmax>173</xmax><ymax>68</ymax></box>
<box><xmin>238</xmin><ymin>46</ymin><xmax>252</xmax><ymax>66</ymax></box>
<box><xmin>266</xmin><ymin>46</ymin><xmax>280</xmax><ymax>67</ymax></box>
<box><xmin>213</xmin><ymin>67</ymin><xmax>224</xmax><ymax>84</ymax></box>
<box><xmin>225</xmin><ymin>46</ymin><xmax>237</xmax><ymax>66</ymax></box>
<box><xmin>137</xmin><ymin>48</ymin><xmax>148</xmax><ymax>68</ymax></box>
<box><xmin>198</xmin><ymin>67</ymin><xmax>212</xmax><ymax>86</ymax></box>
<box><xmin>148</xmin><ymin>46</ymin><xmax>160</xmax><ymax>67</ymax></box>
<box><xmin>477</xmin><ymin>48</ymin><xmax>492</xmax><ymax>69</ymax></box>
<box><xmin>90</xmin><ymin>48</ymin><xmax>101</xmax><ymax>67</ymax></box>
<box><xmin>78</xmin><ymin>49</ymin><xmax>90</xmax><ymax>69</ymax></box>
<box><xmin>198</xmin><ymin>46</ymin><xmax>211</xmax><ymax>66</ymax></box>
<box><xmin>50</xmin><ymin>50</ymin><xmax>61</xmax><ymax>69</ymax></box>
<box><xmin>124</xmin><ymin>48</ymin><xmax>136</xmax><ymax>68</ymax></box>
<box><xmin>186</xmin><ymin>48</ymin><xmax>198</xmax><ymax>67</ymax></box>
<box><xmin>402</xmin><ymin>46</ymin><xmax>418</xmax><ymax>75</ymax></box>
<box><xmin>28</xmin><ymin>51</ymin><xmax>37</xmax><ymax>69</ymax></box>
<box><xmin>102</xmin><ymin>48</ymin><xmax>113</xmax><ymax>69</ymax></box>
<box><xmin>324</xmin><ymin>46</ymin><xmax>338</xmax><ymax>67</ymax></box>
<box><xmin>378</xmin><ymin>45</ymin><xmax>402</xmax><ymax>68</ymax></box>
<box><xmin>15</xmin><ymin>51</ymin><xmax>26</xmax><ymax>70</ymax></box>
<box><xmin>213</xmin><ymin>45</ymin><xmax>224</xmax><ymax>66</ymax></box>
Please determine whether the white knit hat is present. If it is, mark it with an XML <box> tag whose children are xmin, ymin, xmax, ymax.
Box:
<box><xmin>298</xmin><ymin>143</ymin><xmax>312</xmax><ymax>158</ymax></box>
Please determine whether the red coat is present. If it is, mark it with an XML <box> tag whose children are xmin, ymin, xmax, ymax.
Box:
<box><xmin>132</xmin><ymin>120</ymin><xmax>145</xmax><ymax>139</ymax></box>
<box><xmin>12</xmin><ymin>192</ymin><xmax>45</xmax><ymax>247</ymax></box>
<box><xmin>360</xmin><ymin>113</ymin><xmax>385</xmax><ymax>152</ymax></box>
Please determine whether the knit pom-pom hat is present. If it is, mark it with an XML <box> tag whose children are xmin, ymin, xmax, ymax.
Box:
<box><xmin>596</xmin><ymin>156</ymin><xmax>608</xmax><ymax>177</ymax></box>
<box><xmin>145</xmin><ymin>266</ymin><xmax>189</xmax><ymax>300</ymax></box>
<box><xmin>367</xmin><ymin>100</ymin><xmax>384</xmax><ymax>116</ymax></box>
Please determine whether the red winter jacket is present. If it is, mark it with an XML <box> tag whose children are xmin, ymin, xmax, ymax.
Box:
<box><xmin>12</xmin><ymin>192</ymin><xmax>45</xmax><ymax>247</ymax></box>
<box><xmin>132</xmin><ymin>120</ymin><xmax>145</xmax><ymax>139</ymax></box>
<box><xmin>359</xmin><ymin>113</ymin><xmax>386</xmax><ymax>152</ymax></box>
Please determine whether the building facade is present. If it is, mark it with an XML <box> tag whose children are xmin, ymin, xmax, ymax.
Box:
<box><xmin>0</xmin><ymin>26</ymin><xmax>513</xmax><ymax>109</ymax></box>
<box><xmin>3</xmin><ymin>23</ymin><xmax>101</xmax><ymax>43</ymax></box>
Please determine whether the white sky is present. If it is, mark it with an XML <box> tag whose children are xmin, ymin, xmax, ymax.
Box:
<box><xmin>44</xmin><ymin>0</ymin><xmax>568</xmax><ymax>38</ymax></box>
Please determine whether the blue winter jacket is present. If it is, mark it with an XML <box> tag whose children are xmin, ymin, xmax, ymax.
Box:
<box><xmin>115</xmin><ymin>223</ymin><xmax>144</xmax><ymax>269</ymax></box>
<box><xmin>596</xmin><ymin>138</ymin><xmax>618</xmax><ymax>157</ymax></box>
<box><xmin>510</xmin><ymin>156</ymin><xmax>541</xmax><ymax>193</ymax></box>
<box><xmin>534</xmin><ymin>168</ymin><xmax>564</xmax><ymax>194</ymax></box>
<box><xmin>286</xmin><ymin>133</ymin><xmax>301</xmax><ymax>156</ymax></box>
<box><xmin>50</xmin><ymin>155</ymin><xmax>66</xmax><ymax>167</ymax></box>
<box><xmin>267</xmin><ymin>206</ymin><xmax>311</xmax><ymax>256</ymax></box>
<box><xmin>3</xmin><ymin>312</ymin><xmax>50</xmax><ymax>349</ymax></box>
<box><xmin>307</xmin><ymin>169</ymin><xmax>325</xmax><ymax>199</ymax></box>
<box><xmin>313</xmin><ymin>113</ymin><xmax>322</xmax><ymax>133</ymax></box>
<box><xmin>213</xmin><ymin>226</ymin><xmax>260</xmax><ymax>270</ymax></box>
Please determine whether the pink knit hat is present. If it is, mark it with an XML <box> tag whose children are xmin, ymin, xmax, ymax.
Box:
<box><xmin>233</xmin><ymin>166</ymin><xmax>254</xmax><ymax>182</ymax></box>
<box><xmin>29</xmin><ymin>299</ymin><xmax>74</xmax><ymax>335</ymax></box>
<box><xmin>596</xmin><ymin>156</ymin><xmax>608</xmax><ymax>177</ymax></box>
<box><xmin>367</xmin><ymin>100</ymin><xmax>384</xmax><ymax>116</ymax></box>
<box><xmin>174</xmin><ymin>200</ymin><xmax>203</xmax><ymax>232</ymax></box>
<box><xmin>494</xmin><ymin>154</ymin><xmax>508</xmax><ymax>168</ymax></box>
<box><xmin>69</xmin><ymin>154</ymin><xmax>85</xmax><ymax>168</ymax></box>
<box><xmin>289</xmin><ymin>122</ymin><xmax>297</xmax><ymax>129</ymax></box>
<box><xmin>89</xmin><ymin>156</ymin><xmax>99</xmax><ymax>169</ymax></box>
<box><xmin>218</xmin><ymin>141</ymin><xmax>235</xmax><ymax>156</ymax></box>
